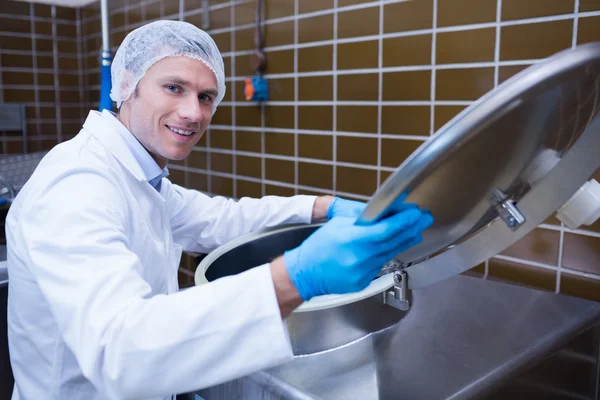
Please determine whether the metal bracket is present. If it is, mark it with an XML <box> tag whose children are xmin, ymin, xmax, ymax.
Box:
<box><xmin>490</xmin><ymin>188</ymin><xmax>526</xmax><ymax>231</ymax></box>
<box><xmin>383</xmin><ymin>270</ymin><xmax>411</xmax><ymax>311</ymax></box>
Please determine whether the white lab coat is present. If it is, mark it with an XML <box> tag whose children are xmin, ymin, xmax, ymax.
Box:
<box><xmin>6</xmin><ymin>110</ymin><xmax>317</xmax><ymax>400</ymax></box>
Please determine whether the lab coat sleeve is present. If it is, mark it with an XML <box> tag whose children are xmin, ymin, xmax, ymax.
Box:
<box><xmin>163</xmin><ymin>179</ymin><xmax>318</xmax><ymax>253</ymax></box>
<box><xmin>20</xmin><ymin>169</ymin><xmax>294</xmax><ymax>399</ymax></box>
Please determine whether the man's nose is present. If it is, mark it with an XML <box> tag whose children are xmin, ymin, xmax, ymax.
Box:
<box><xmin>179</xmin><ymin>95</ymin><xmax>203</xmax><ymax>123</ymax></box>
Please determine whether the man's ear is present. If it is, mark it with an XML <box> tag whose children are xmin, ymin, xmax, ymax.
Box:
<box><xmin>113</xmin><ymin>68</ymin><xmax>138</xmax><ymax>104</ymax></box>
<box><xmin>119</xmin><ymin>79</ymin><xmax>135</xmax><ymax>101</ymax></box>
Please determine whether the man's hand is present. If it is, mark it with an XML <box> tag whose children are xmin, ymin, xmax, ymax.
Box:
<box><xmin>270</xmin><ymin>205</ymin><xmax>434</xmax><ymax>318</ymax></box>
<box><xmin>284</xmin><ymin>208</ymin><xmax>433</xmax><ymax>301</ymax></box>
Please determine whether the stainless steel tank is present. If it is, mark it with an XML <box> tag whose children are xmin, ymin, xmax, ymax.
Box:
<box><xmin>197</xmin><ymin>43</ymin><xmax>600</xmax><ymax>356</ymax></box>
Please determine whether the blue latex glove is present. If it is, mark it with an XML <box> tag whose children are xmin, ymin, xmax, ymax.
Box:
<box><xmin>284</xmin><ymin>208</ymin><xmax>434</xmax><ymax>301</ymax></box>
<box><xmin>327</xmin><ymin>197</ymin><xmax>367</xmax><ymax>219</ymax></box>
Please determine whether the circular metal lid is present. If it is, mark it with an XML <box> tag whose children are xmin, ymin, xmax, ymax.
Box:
<box><xmin>357</xmin><ymin>43</ymin><xmax>600</xmax><ymax>286</ymax></box>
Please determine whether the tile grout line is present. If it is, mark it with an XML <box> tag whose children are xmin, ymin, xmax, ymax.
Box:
<box><xmin>0</xmin><ymin>31</ymin><xmax>77</xmax><ymax>41</ymax></box>
<box><xmin>260</xmin><ymin>0</ymin><xmax>266</xmax><ymax>198</ymax></box>
<box><xmin>141</xmin><ymin>1</ymin><xmax>147</xmax><ymax>25</ymax></box>
<box><xmin>124</xmin><ymin>0</ymin><xmax>130</xmax><ymax>33</ymax></box>
<box><xmin>230</xmin><ymin>0</ymin><xmax>237</xmax><ymax>198</ymax></box>
<box><xmin>80</xmin><ymin>60</ymin><xmax>542</xmax><ymax>76</ymax></box>
<box><xmin>170</xmin><ymin>164</ymin><xmax>371</xmax><ymax>201</ymax></box>
<box><xmin>81</xmin><ymin>6</ymin><xmax>89</xmax><ymax>114</ymax></box>
<box><xmin>557</xmin><ymin>2</ymin><xmax>579</xmax><ymax>292</ymax></box>
<box><xmin>29</xmin><ymin>3</ymin><xmax>41</xmax><ymax>147</ymax></box>
<box><xmin>0</xmin><ymin>137</ymin><xmax>31</xmax><ymax>142</ymax></box>
<box><xmin>561</xmin><ymin>268</ymin><xmax>600</xmax><ymax>282</ymax></box>
<box><xmin>51</xmin><ymin>5</ymin><xmax>63</xmax><ymax>145</ymax></box>
<box><xmin>206</xmin><ymin>135</ymin><xmax>212</xmax><ymax>193</ymax></box>
<box><xmin>202</xmin><ymin>127</ymin><xmax>208</xmax><ymax>191</ymax></box>
<box><xmin>196</xmin><ymin>100</ymin><xmax>477</xmax><ymax>106</ymax></box>
<box><xmin>332</xmin><ymin>0</ymin><xmax>338</xmax><ymax>196</ymax></box>
<box><xmin>491</xmin><ymin>254</ymin><xmax>560</xmax><ymax>273</ymax></box>
<box><xmin>26</xmin><ymin>118</ymin><xmax>84</xmax><ymax>123</ymax></box>
<box><xmin>572</xmin><ymin>0</ymin><xmax>580</xmax><ymax>48</ymax></box>
<box><xmin>429</xmin><ymin>0</ymin><xmax>437</xmax><ymax>136</ymax></box>
<box><xmin>492</xmin><ymin>253</ymin><xmax>600</xmax><ymax>283</ymax></box>
<box><xmin>493</xmin><ymin>0</ymin><xmax>502</xmax><ymax>88</ymax></box>
<box><xmin>206</xmin><ymin>0</ymin><xmax>216</xmax><ymax>195</ymax></box>
<box><xmin>190</xmin><ymin>147</ymin><xmax>397</xmax><ymax>171</ymax></box>
<box><xmin>556</xmin><ymin>0</ymin><xmax>582</xmax><ymax>293</ymax></box>
<box><xmin>487</xmin><ymin>0</ymin><xmax>502</xmax><ymax>279</ymax></box>
<box><xmin>180</xmin><ymin>0</ymin><xmax>187</xmax><ymax>190</ymax></box>
<box><xmin>376</xmin><ymin>0</ymin><xmax>383</xmax><ymax>191</ymax></box>
<box><xmin>76</xmin><ymin>7</ymin><xmax>85</xmax><ymax>136</ymax></box>
<box><xmin>557</xmin><ymin>225</ymin><xmax>565</xmax><ymax>293</ymax></box>
<box><xmin>261</xmin><ymin>103</ymin><xmax>266</xmax><ymax>197</ymax></box>
<box><xmin>0</xmin><ymin>13</ymin><xmax>76</xmax><ymax>24</ymax></box>
<box><xmin>0</xmin><ymin>50</ymin><xmax>76</xmax><ymax>57</ymax></box>
<box><xmin>3</xmin><ymin>67</ymin><xmax>88</xmax><ymax>75</ymax></box>
<box><xmin>226</xmin><ymin>59</ymin><xmax>539</xmax><ymax>76</ymax></box>
<box><xmin>209</xmin><ymin>124</ymin><xmax>431</xmax><ymax>139</ymax></box>
<box><xmin>0</xmin><ymin>51</ymin><xmax>3</xmax><ymax>104</ymax></box>
<box><xmin>294</xmin><ymin>0</ymin><xmax>299</xmax><ymax>195</ymax></box>
<box><xmin>0</xmin><ymin>50</ymin><xmax>3</xmax><ymax>154</ymax></box>
<box><xmin>539</xmin><ymin>223</ymin><xmax>600</xmax><ymax>239</ymax></box>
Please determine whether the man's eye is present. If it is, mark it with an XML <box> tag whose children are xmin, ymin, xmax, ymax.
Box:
<box><xmin>166</xmin><ymin>85</ymin><xmax>181</xmax><ymax>93</ymax></box>
<box><xmin>199</xmin><ymin>94</ymin><xmax>213</xmax><ymax>102</ymax></box>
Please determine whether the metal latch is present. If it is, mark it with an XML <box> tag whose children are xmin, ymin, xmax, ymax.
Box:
<box><xmin>383</xmin><ymin>270</ymin><xmax>411</xmax><ymax>311</ymax></box>
<box><xmin>490</xmin><ymin>188</ymin><xmax>526</xmax><ymax>230</ymax></box>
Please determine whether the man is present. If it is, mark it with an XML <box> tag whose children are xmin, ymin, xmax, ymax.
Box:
<box><xmin>6</xmin><ymin>21</ymin><xmax>432</xmax><ymax>399</ymax></box>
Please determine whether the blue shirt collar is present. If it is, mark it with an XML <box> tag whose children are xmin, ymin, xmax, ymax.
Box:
<box><xmin>101</xmin><ymin>110</ymin><xmax>169</xmax><ymax>191</ymax></box>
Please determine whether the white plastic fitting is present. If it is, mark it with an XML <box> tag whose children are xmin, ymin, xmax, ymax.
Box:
<box><xmin>556</xmin><ymin>179</ymin><xmax>600</xmax><ymax>230</ymax></box>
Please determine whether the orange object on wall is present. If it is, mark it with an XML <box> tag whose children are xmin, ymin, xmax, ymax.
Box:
<box><xmin>244</xmin><ymin>78</ymin><xmax>255</xmax><ymax>101</ymax></box>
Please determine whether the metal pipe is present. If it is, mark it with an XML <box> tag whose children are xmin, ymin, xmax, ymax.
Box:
<box><xmin>99</xmin><ymin>0</ymin><xmax>113</xmax><ymax>111</ymax></box>
<box><xmin>100</xmin><ymin>0</ymin><xmax>110</xmax><ymax>54</ymax></box>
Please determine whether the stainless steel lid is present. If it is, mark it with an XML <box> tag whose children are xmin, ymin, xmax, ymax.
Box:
<box><xmin>357</xmin><ymin>43</ymin><xmax>600</xmax><ymax>286</ymax></box>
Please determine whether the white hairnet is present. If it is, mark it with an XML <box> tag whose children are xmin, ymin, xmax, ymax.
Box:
<box><xmin>110</xmin><ymin>20</ymin><xmax>226</xmax><ymax>113</ymax></box>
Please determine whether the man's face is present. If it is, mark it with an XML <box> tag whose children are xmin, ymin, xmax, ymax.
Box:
<box><xmin>118</xmin><ymin>56</ymin><xmax>218</xmax><ymax>168</ymax></box>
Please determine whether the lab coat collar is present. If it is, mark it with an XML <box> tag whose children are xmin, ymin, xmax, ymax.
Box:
<box><xmin>101</xmin><ymin>110</ymin><xmax>169</xmax><ymax>188</ymax></box>
<box><xmin>82</xmin><ymin>110</ymin><xmax>169</xmax><ymax>186</ymax></box>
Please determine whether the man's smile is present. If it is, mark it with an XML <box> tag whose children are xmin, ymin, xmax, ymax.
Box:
<box><xmin>166</xmin><ymin>125</ymin><xmax>197</xmax><ymax>136</ymax></box>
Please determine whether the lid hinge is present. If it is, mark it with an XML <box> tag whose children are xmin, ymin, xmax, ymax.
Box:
<box><xmin>383</xmin><ymin>270</ymin><xmax>411</xmax><ymax>312</ymax></box>
<box><xmin>490</xmin><ymin>188</ymin><xmax>526</xmax><ymax>231</ymax></box>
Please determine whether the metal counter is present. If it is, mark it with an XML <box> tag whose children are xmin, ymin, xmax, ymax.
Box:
<box><xmin>195</xmin><ymin>275</ymin><xmax>600</xmax><ymax>400</ymax></box>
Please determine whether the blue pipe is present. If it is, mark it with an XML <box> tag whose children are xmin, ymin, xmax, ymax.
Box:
<box><xmin>99</xmin><ymin>50</ymin><xmax>113</xmax><ymax>112</ymax></box>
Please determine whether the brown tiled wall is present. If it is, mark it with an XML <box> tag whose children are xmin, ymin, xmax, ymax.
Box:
<box><xmin>0</xmin><ymin>0</ymin><xmax>84</xmax><ymax>153</ymax></box>
<box><xmin>89</xmin><ymin>0</ymin><xmax>600</xmax><ymax>296</ymax></box>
